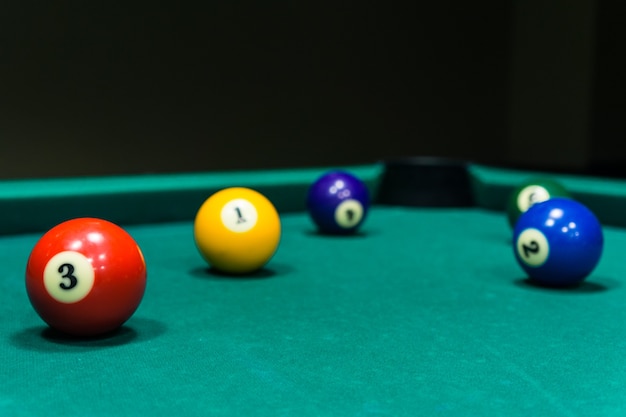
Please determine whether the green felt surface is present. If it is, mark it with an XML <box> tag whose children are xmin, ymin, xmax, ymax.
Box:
<box><xmin>470</xmin><ymin>165</ymin><xmax>626</xmax><ymax>227</ymax></box>
<box><xmin>3</xmin><ymin>206</ymin><xmax>626</xmax><ymax>416</ymax></box>
<box><xmin>3</xmin><ymin>163</ymin><xmax>626</xmax><ymax>416</ymax></box>
<box><xmin>3</xmin><ymin>162</ymin><xmax>626</xmax><ymax>237</ymax></box>
<box><xmin>0</xmin><ymin>165</ymin><xmax>383</xmax><ymax>235</ymax></box>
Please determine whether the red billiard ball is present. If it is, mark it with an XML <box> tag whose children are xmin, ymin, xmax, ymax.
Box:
<box><xmin>25</xmin><ymin>218</ymin><xmax>147</xmax><ymax>336</ymax></box>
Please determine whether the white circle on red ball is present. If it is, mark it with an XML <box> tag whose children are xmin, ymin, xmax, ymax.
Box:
<box><xmin>43</xmin><ymin>251</ymin><xmax>95</xmax><ymax>304</ymax></box>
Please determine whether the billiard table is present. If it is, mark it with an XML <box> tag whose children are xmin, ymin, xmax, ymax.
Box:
<box><xmin>3</xmin><ymin>158</ymin><xmax>626</xmax><ymax>416</ymax></box>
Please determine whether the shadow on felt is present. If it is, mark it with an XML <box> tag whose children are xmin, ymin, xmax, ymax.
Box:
<box><xmin>10</xmin><ymin>317</ymin><xmax>166</xmax><ymax>352</ymax></box>
<box><xmin>512</xmin><ymin>276</ymin><xmax>616</xmax><ymax>293</ymax></box>
<box><xmin>302</xmin><ymin>228</ymin><xmax>376</xmax><ymax>238</ymax></box>
<box><xmin>188</xmin><ymin>262</ymin><xmax>294</xmax><ymax>280</ymax></box>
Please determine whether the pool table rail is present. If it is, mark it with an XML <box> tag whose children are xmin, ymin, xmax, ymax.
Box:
<box><xmin>1</xmin><ymin>159</ymin><xmax>626</xmax><ymax>235</ymax></box>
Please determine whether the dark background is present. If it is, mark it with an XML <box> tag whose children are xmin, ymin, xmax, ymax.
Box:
<box><xmin>0</xmin><ymin>1</ymin><xmax>623</xmax><ymax>179</ymax></box>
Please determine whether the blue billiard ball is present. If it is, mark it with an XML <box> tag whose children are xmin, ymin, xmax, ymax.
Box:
<box><xmin>513</xmin><ymin>197</ymin><xmax>603</xmax><ymax>287</ymax></box>
<box><xmin>307</xmin><ymin>171</ymin><xmax>370</xmax><ymax>234</ymax></box>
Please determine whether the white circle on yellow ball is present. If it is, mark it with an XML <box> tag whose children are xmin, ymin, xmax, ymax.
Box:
<box><xmin>194</xmin><ymin>187</ymin><xmax>281</xmax><ymax>274</ymax></box>
<box><xmin>43</xmin><ymin>251</ymin><xmax>95</xmax><ymax>304</ymax></box>
<box><xmin>334</xmin><ymin>199</ymin><xmax>364</xmax><ymax>229</ymax></box>
<box><xmin>220</xmin><ymin>198</ymin><xmax>258</xmax><ymax>233</ymax></box>
<box><xmin>516</xmin><ymin>228</ymin><xmax>550</xmax><ymax>267</ymax></box>
<box><xmin>517</xmin><ymin>185</ymin><xmax>550</xmax><ymax>213</ymax></box>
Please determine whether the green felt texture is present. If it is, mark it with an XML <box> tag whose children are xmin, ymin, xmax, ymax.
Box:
<box><xmin>504</xmin><ymin>178</ymin><xmax>570</xmax><ymax>228</ymax></box>
<box><xmin>3</xmin><ymin>163</ymin><xmax>626</xmax><ymax>416</ymax></box>
<box><xmin>0</xmin><ymin>165</ymin><xmax>384</xmax><ymax>235</ymax></box>
<box><xmin>471</xmin><ymin>164</ymin><xmax>626</xmax><ymax>227</ymax></box>
<box><xmin>3</xmin><ymin>208</ymin><xmax>626</xmax><ymax>416</ymax></box>
<box><xmin>3</xmin><ymin>162</ymin><xmax>626</xmax><ymax>235</ymax></box>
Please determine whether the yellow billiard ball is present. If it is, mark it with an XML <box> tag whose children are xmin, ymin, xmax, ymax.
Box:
<box><xmin>194</xmin><ymin>187</ymin><xmax>281</xmax><ymax>274</ymax></box>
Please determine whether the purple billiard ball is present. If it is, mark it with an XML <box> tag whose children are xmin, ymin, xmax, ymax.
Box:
<box><xmin>307</xmin><ymin>171</ymin><xmax>370</xmax><ymax>234</ymax></box>
<box><xmin>513</xmin><ymin>197</ymin><xmax>603</xmax><ymax>287</ymax></box>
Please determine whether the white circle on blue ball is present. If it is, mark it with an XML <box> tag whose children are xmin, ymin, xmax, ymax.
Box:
<box><xmin>334</xmin><ymin>199</ymin><xmax>364</xmax><ymax>228</ymax></box>
<box><xmin>516</xmin><ymin>228</ymin><xmax>550</xmax><ymax>267</ymax></box>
